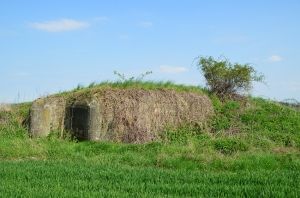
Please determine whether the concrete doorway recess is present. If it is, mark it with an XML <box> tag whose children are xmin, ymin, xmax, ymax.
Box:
<box><xmin>69</xmin><ymin>105</ymin><xmax>90</xmax><ymax>140</ymax></box>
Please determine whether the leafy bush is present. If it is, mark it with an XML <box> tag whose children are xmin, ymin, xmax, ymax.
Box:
<box><xmin>197</xmin><ymin>56</ymin><xmax>264</xmax><ymax>98</ymax></box>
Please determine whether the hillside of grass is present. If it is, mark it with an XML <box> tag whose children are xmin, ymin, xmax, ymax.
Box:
<box><xmin>1</xmin><ymin>82</ymin><xmax>300</xmax><ymax>197</ymax></box>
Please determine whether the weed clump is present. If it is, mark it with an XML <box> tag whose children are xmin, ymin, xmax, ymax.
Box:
<box><xmin>214</xmin><ymin>138</ymin><xmax>248</xmax><ymax>155</ymax></box>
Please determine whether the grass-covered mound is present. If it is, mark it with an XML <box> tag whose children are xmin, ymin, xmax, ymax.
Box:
<box><xmin>0</xmin><ymin>82</ymin><xmax>300</xmax><ymax>197</ymax></box>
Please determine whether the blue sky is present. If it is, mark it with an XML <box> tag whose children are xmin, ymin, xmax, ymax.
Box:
<box><xmin>0</xmin><ymin>0</ymin><xmax>299</xmax><ymax>103</ymax></box>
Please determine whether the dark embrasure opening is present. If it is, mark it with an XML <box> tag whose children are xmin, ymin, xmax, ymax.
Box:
<box><xmin>69</xmin><ymin>105</ymin><xmax>90</xmax><ymax>140</ymax></box>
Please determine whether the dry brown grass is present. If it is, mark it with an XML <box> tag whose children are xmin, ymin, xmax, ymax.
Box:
<box><xmin>92</xmin><ymin>88</ymin><xmax>214</xmax><ymax>143</ymax></box>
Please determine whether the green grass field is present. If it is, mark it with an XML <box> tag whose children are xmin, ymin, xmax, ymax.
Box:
<box><xmin>1</xmin><ymin>160</ymin><xmax>299</xmax><ymax>197</ymax></box>
<box><xmin>1</xmin><ymin>83</ymin><xmax>300</xmax><ymax>197</ymax></box>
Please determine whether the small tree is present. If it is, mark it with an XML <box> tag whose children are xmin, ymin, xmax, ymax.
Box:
<box><xmin>197</xmin><ymin>56</ymin><xmax>264</xmax><ymax>98</ymax></box>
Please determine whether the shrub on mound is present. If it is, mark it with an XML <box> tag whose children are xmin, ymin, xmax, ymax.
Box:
<box><xmin>197</xmin><ymin>56</ymin><xmax>264</xmax><ymax>99</ymax></box>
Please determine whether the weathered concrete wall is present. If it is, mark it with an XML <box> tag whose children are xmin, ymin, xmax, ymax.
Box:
<box><xmin>30</xmin><ymin>97</ymin><xmax>66</xmax><ymax>137</ymax></box>
<box><xmin>30</xmin><ymin>88</ymin><xmax>214</xmax><ymax>143</ymax></box>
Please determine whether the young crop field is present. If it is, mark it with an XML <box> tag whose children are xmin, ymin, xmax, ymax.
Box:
<box><xmin>1</xmin><ymin>160</ymin><xmax>299</xmax><ymax>197</ymax></box>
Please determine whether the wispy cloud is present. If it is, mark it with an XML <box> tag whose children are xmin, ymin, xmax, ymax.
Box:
<box><xmin>139</xmin><ymin>21</ymin><xmax>153</xmax><ymax>28</ymax></box>
<box><xmin>268</xmin><ymin>55</ymin><xmax>283</xmax><ymax>62</ymax></box>
<box><xmin>30</xmin><ymin>19</ymin><xmax>89</xmax><ymax>32</ymax></box>
<box><xmin>159</xmin><ymin>65</ymin><xmax>188</xmax><ymax>74</ymax></box>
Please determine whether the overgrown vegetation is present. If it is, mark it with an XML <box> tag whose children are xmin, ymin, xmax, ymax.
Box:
<box><xmin>1</xmin><ymin>88</ymin><xmax>300</xmax><ymax>196</ymax></box>
<box><xmin>71</xmin><ymin>70</ymin><xmax>153</xmax><ymax>92</ymax></box>
<box><xmin>197</xmin><ymin>56</ymin><xmax>264</xmax><ymax>99</ymax></box>
<box><xmin>64</xmin><ymin>80</ymin><xmax>206</xmax><ymax>97</ymax></box>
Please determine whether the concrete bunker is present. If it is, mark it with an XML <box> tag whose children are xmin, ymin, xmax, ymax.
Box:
<box><xmin>30</xmin><ymin>88</ymin><xmax>214</xmax><ymax>143</ymax></box>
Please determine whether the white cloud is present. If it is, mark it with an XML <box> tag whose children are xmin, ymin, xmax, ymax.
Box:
<box><xmin>30</xmin><ymin>19</ymin><xmax>89</xmax><ymax>32</ymax></box>
<box><xmin>159</xmin><ymin>65</ymin><xmax>188</xmax><ymax>74</ymax></box>
<box><xmin>268</xmin><ymin>55</ymin><xmax>283</xmax><ymax>62</ymax></box>
<box><xmin>139</xmin><ymin>21</ymin><xmax>153</xmax><ymax>28</ymax></box>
